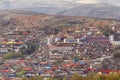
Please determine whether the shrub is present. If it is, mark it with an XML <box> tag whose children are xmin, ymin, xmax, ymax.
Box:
<box><xmin>4</xmin><ymin>52</ymin><xmax>24</xmax><ymax>59</ymax></box>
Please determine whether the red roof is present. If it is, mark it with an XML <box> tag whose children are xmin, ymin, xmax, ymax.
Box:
<box><xmin>63</xmin><ymin>63</ymin><xmax>78</xmax><ymax>68</ymax></box>
<box><xmin>45</xmin><ymin>70</ymin><xmax>53</xmax><ymax>74</ymax></box>
<box><xmin>23</xmin><ymin>67</ymin><xmax>33</xmax><ymax>71</ymax></box>
<box><xmin>0</xmin><ymin>70</ymin><xmax>10</xmax><ymax>73</ymax></box>
<box><xmin>99</xmin><ymin>70</ymin><xmax>120</xmax><ymax>73</ymax></box>
<box><xmin>86</xmin><ymin>68</ymin><xmax>94</xmax><ymax>71</ymax></box>
<box><xmin>75</xmin><ymin>36</ymin><xmax>82</xmax><ymax>38</ymax></box>
<box><xmin>40</xmin><ymin>62</ymin><xmax>48</xmax><ymax>64</ymax></box>
<box><xmin>52</xmin><ymin>66</ymin><xmax>58</xmax><ymax>70</ymax></box>
<box><xmin>17</xmin><ymin>60</ymin><xmax>25</xmax><ymax>63</ymax></box>
<box><xmin>99</xmin><ymin>70</ymin><xmax>113</xmax><ymax>74</ymax></box>
<box><xmin>3</xmin><ymin>64</ymin><xmax>11</xmax><ymax>67</ymax></box>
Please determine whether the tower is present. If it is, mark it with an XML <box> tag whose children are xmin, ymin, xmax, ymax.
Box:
<box><xmin>109</xmin><ymin>35</ymin><xmax>114</xmax><ymax>42</ymax></box>
<box><xmin>77</xmin><ymin>38</ymin><xmax>80</xmax><ymax>43</ymax></box>
<box><xmin>47</xmin><ymin>37</ymin><xmax>51</xmax><ymax>45</ymax></box>
<box><xmin>64</xmin><ymin>38</ymin><xmax>67</xmax><ymax>43</ymax></box>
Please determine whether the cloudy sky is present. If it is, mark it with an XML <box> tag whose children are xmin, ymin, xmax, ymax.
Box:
<box><xmin>0</xmin><ymin>0</ymin><xmax>120</xmax><ymax>9</ymax></box>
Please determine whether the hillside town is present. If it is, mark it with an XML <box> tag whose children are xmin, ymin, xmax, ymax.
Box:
<box><xmin>0</xmin><ymin>16</ymin><xmax>120</xmax><ymax>80</ymax></box>
<box><xmin>0</xmin><ymin>10</ymin><xmax>120</xmax><ymax>80</ymax></box>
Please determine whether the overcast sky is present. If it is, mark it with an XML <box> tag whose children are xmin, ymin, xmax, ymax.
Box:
<box><xmin>0</xmin><ymin>0</ymin><xmax>120</xmax><ymax>5</ymax></box>
<box><xmin>0</xmin><ymin>0</ymin><xmax>120</xmax><ymax>9</ymax></box>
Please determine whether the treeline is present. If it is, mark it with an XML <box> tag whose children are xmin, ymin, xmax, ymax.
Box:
<box><xmin>42</xmin><ymin>25</ymin><xmax>62</xmax><ymax>35</ymax></box>
<box><xmin>3</xmin><ymin>43</ymin><xmax>39</xmax><ymax>59</ymax></box>
<box><xmin>21</xmin><ymin>72</ymin><xmax>120</xmax><ymax>80</ymax></box>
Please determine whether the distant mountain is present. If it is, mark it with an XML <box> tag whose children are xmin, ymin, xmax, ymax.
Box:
<box><xmin>0</xmin><ymin>0</ymin><xmax>120</xmax><ymax>19</ymax></box>
<box><xmin>20</xmin><ymin>3</ymin><xmax>120</xmax><ymax>20</ymax></box>
<box><xmin>57</xmin><ymin>4</ymin><xmax>120</xmax><ymax>20</ymax></box>
<box><xmin>0</xmin><ymin>0</ymin><xmax>77</xmax><ymax>10</ymax></box>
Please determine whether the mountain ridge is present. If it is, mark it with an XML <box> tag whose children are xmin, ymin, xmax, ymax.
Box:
<box><xmin>18</xmin><ymin>3</ymin><xmax>120</xmax><ymax>20</ymax></box>
<box><xmin>0</xmin><ymin>0</ymin><xmax>120</xmax><ymax>20</ymax></box>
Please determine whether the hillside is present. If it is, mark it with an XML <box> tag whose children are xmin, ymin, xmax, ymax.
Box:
<box><xmin>0</xmin><ymin>10</ymin><xmax>120</xmax><ymax>33</ymax></box>
<box><xmin>0</xmin><ymin>11</ymin><xmax>120</xmax><ymax>79</ymax></box>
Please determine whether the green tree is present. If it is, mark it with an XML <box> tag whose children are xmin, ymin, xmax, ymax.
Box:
<box><xmin>4</xmin><ymin>52</ymin><xmax>24</xmax><ymax>59</ymax></box>
<box><xmin>17</xmin><ymin>70</ymin><xmax>25</xmax><ymax>77</ymax></box>
<box><xmin>70</xmin><ymin>74</ymin><xmax>83</xmax><ymax>80</ymax></box>
<box><xmin>106</xmin><ymin>72</ymin><xmax>120</xmax><ymax>80</ymax></box>
<box><xmin>22</xmin><ymin>43</ymin><xmax>39</xmax><ymax>54</ymax></box>
<box><xmin>22</xmin><ymin>78</ymin><xmax>28</xmax><ymax>80</ymax></box>
<box><xmin>94</xmin><ymin>74</ymin><xmax>106</xmax><ymax>80</ymax></box>
<box><xmin>29</xmin><ymin>76</ymin><xmax>43</xmax><ymax>80</ymax></box>
<box><xmin>47</xmin><ymin>78</ymin><xmax>55</xmax><ymax>80</ymax></box>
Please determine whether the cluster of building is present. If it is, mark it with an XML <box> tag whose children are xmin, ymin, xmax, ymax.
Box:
<box><xmin>0</xmin><ymin>24</ymin><xmax>120</xmax><ymax>80</ymax></box>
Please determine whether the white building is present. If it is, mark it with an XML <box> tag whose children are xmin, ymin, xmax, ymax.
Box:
<box><xmin>47</xmin><ymin>37</ymin><xmax>51</xmax><ymax>45</ymax></box>
<box><xmin>109</xmin><ymin>35</ymin><xmax>114</xmax><ymax>42</ymax></box>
